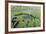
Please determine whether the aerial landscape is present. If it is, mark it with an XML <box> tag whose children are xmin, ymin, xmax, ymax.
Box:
<box><xmin>11</xmin><ymin>5</ymin><xmax>41</xmax><ymax>28</ymax></box>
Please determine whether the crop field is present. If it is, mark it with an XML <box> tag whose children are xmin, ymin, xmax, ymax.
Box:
<box><xmin>11</xmin><ymin>5</ymin><xmax>41</xmax><ymax>28</ymax></box>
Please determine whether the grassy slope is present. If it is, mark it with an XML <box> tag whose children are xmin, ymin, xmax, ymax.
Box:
<box><xmin>11</xmin><ymin>6</ymin><xmax>41</xmax><ymax>28</ymax></box>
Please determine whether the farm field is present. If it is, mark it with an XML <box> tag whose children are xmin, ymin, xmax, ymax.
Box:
<box><xmin>11</xmin><ymin>6</ymin><xmax>41</xmax><ymax>28</ymax></box>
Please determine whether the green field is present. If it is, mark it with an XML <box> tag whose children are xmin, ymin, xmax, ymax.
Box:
<box><xmin>11</xmin><ymin>5</ymin><xmax>41</xmax><ymax>28</ymax></box>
